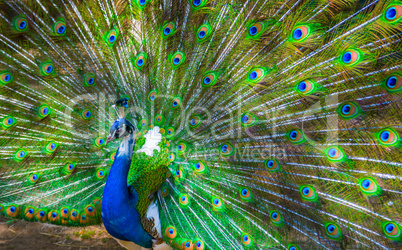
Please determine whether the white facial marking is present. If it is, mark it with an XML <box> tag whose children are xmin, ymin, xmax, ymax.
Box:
<box><xmin>117</xmin><ymin>132</ymin><xmax>135</xmax><ymax>158</ymax></box>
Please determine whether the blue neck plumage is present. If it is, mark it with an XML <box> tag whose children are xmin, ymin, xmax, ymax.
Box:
<box><xmin>104</xmin><ymin>133</ymin><xmax>135</xmax><ymax>200</ymax></box>
<box><xmin>102</xmin><ymin>132</ymin><xmax>153</xmax><ymax>248</ymax></box>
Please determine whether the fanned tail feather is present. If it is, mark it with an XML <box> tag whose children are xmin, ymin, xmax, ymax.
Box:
<box><xmin>0</xmin><ymin>0</ymin><xmax>401</xmax><ymax>249</ymax></box>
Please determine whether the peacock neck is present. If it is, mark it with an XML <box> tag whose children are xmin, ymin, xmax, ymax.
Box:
<box><xmin>104</xmin><ymin>132</ymin><xmax>135</xmax><ymax>202</ymax></box>
<box><xmin>102</xmin><ymin>131</ymin><xmax>153</xmax><ymax>247</ymax></box>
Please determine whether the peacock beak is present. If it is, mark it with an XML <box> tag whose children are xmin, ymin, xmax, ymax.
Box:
<box><xmin>105</xmin><ymin>130</ymin><xmax>117</xmax><ymax>145</ymax></box>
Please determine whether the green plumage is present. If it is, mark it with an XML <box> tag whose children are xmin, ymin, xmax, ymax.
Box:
<box><xmin>128</xmin><ymin>137</ymin><xmax>170</xmax><ymax>216</ymax></box>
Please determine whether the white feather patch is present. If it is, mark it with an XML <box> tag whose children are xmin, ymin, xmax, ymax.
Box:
<box><xmin>146</xmin><ymin>201</ymin><xmax>162</xmax><ymax>238</ymax></box>
<box><xmin>136</xmin><ymin>126</ymin><xmax>162</xmax><ymax>156</ymax></box>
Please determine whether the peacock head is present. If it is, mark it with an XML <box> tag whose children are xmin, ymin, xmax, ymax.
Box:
<box><xmin>105</xmin><ymin>118</ymin><xmax>136</xmax><ymax>145</ymax></box>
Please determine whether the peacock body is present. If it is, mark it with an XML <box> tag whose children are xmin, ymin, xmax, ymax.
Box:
<box><xmin>0</xmin><ymin>0</ymin><xmax>402</xmax><ymax>249</ymax></box>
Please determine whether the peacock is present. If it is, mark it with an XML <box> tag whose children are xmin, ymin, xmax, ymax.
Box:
<box><xmin>0</xmin><ymin>0</ymin><xmax>402</xmax><ymax>249</ymax></box>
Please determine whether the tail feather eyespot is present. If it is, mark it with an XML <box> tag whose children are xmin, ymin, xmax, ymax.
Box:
<box><xmin>14</xmin><ymin>149</ymin><xmax>27</xmax><ymax>162</ymax></box>
<box><xmin>95</xmin><ymin>168</ymin><xmax>106</xmax><ymax>180</ymax></box>
<box><xmin>264</xmin><ymin>159</ymin><xmax>281</xmax><ymax>172</ymax></box>
<box><xmin>164</xmin><ymin>226</ymin><xmax>177</xmax><ymax>239</ymax></box>
<box><xmin>104</xmin><ymin>28</ymin><xmax>119</xmax><ymax>46</ymax></box>
<box><xmin>162</xmin><ymin>22</ymin><xmax>176</xmax><ymax>38</ymax></box>
<box><xmin>239</xmin><ymin>187</ymin><xmax>253</xmax><ymax>202</ymax></box>
<box><xmin>170</xmin><ymin>52</ymin><xmax>186</xmax><ymax>68</ymax></box>
<box><xmin>193</xmin><ymin>239</ymin><xmax>205</xmax><ymax>250</ymax></box>
<box><xmin>133</xmin><ymin>52</ymin><xmax>148</xmax><ymax>70</ymax></box>
<box><xmin>212</xmin><ymin>197</ymin><xmax>225</xmax><ymax>211</ymax></box>
<box><xmin>0</xmin><ymin>71</ymin><xmax>13</xmax><ymax>85</ymax></box>
<box><xmin>247</xmin><ymin>22</ymin><xmax>267</xmax><ymax>38</ymax></box>
<box><xmin>45</xmin><ymin>141</ymin><xmax>58</xmax><ymax>154</ymax></box>
<box><xmin>384</xmin><ymin>4</ymin><xmax>402</xmax><ymax>23</ymax></box>
<box><xmin>196</xmin><ymin>24</ymin><xmax>211</xmax><ymax>42</ymax></box>
<box><xmin>290</xmin><ymin>25</ymin><xmax>311</xmax><ymax>42</ymax></box>
<box><xmin>38</xmin><ymin>104</ymin><xmax>51</xmax><ymax>118</ymax></box>
<box><xmin>270</xmin><ymin>210</ymin><xmax>284</xmax><ymax>226</ymax></box>
<box><xmin>7</xmin><ymin>205</ymin><xmax>20</xmax><ymax>218</ymax></box>
<box><xmin>13</xmin><ymin>16</ymin><xmax>28</xmax><ymax>32</ymax></box>
<box><xmin>83</xmin><ymin>73</ymin><xmax>95</xmax><ymax>87</ymax></box>
<box><xmin>383</xmin><ymin>73</ymin><xmax>402</xmax><ymax>93</ymax></box>
<box><xmin>94</xmin><ymin>137</ymin><xmax>105</xmax><ymax>147</ymax></box>
<box><xmin>325</xmin><ymin>146</ymin><xmax>347</xmax><ymax>162</ymax></box>
<box><xmin>359</xmin><ymin>177</ymin><xmax>382</xmax><ymax>196</ymax></box>
<box><xmin>24</xmin><ymin>206</ymin><xmax>36</xmax><ymax>220</ymax></box>
<box><xmin>240</xmin><ymin>112</ymin><xmax>257</xmax><ymax>127</ymax></box>
<box><xmin>147</xmin><ymin>89</ymin><xmax>158</xmax><ymax>102</ymax></box>
<box><xmin>53</xmin><ymin>20</ymin><xmax>66</xmax><ymax>35</ymax></box>
<box><xmin>300</xmin><ymin>185</ymin><xmax>319</xmax><ymax>202</ymax></box>
<box><xmin>340</xmin><ymin>49</ymin><xmax>361</xmax><ymax>66</ymax></box>
<box><xmin>189</xmin><ymin>115</ymin><xmax>202</xmax><ymax>128</ymax></box>
<box><xmin>377</xmin><ymin>128</ymin><xmax>400</xmax><ymax>147</ymax></box>
<box><xmin>170</xmin><ymin>97</ymin><xmax>182</xmax><ymax>110</ymax></box>
<box><xmin>287</xmin><ymin>129</ymin><xmax>306</xmax><ymax>144</ymax></box>
<box><xmin>191</xmin><ymin>0</ymin><xmax>207</xmax><ymax>9</ymax></box>
<box><xmin>383</xmin><ymin>221</ymin><xmax>402</xmax><ymax>241</ymax></box>
<box><xmin>48</xmin><ymin>210</ymin><xmax>61</xmax><ymax>223</ymax></box>
<box><xmin>40</xmin><ymin>62</ymin><xmax>55</xmax><ymax>76</ymax></box>
<box><xmin>219</xmin><ymin>142</ymin><xmax>235</xmax><ymax>157</ymax></box>
<box><xmin>325</xmin><ymin>222</ymin><xmax>342</xmax><ymax>240</ymax></box>
<box><xmin>179</xmin><ymin>194</ymin><xmax>190</xmax><ymax>207</ymax></box>
<box><xmin>241</xmin><ymin>233</ymin><xmax>253</xmax><ymax>247</ymax></box>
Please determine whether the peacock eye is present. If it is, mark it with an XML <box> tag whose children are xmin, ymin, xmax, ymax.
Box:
<box><xmin>0</xmin><ymin>71</ymin><xmax>13</xmax><ymax>85</ymax></box>
<box><xmin>164</xmin><ymin>27</ymin><xmax>171</xmax><ymax>35</ymax></box>
<box><xmin>384</xmin><ymin>4</ymin><xmax>402</xmax><ymax>23</ymax></box>
<box><xmin>162</xmin><ymin>22</ymin><xmax>175</xmax><ymax>38</ymax></box>
<box><xmin>291</xmin><ymin>25</ymin><xmax>311</xmax><ymax>42</ymax></box>
<box><xmin>13</xmin><ymin>16</ymin><xmax>29</xmax><ymax>32</ymax></box>
<box><xmin>340</xmin><ymin>49</ymin><xmax>361</xmax><ymax>66</ymax></box>
<box><xmin>53</xmin><ymin>20</ymin><xmax>66</xmax><ymax>36</ymax></box>
<box><xmin>165</xmin><ymin>226</ymin><xmax>177</xmax><ymax>239</ymax></box>
<box><xmin>241</xmin><ymin>233</ymin><xmax>252</xmax><ymax>246</ymax></box>
<box><xmin>104</xmin><ymin>28</ymin><xmax>118</xmax><ymax>46</ymax></box>
<box><xmin>247</xmin><ymin>22</ymin><xmax>266</xmax><ymax>38</ymax></box>
<box><xmin>170</xmin><ymin>52</ymin><xmax>185</xmax><ymax>68</ymax></box>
